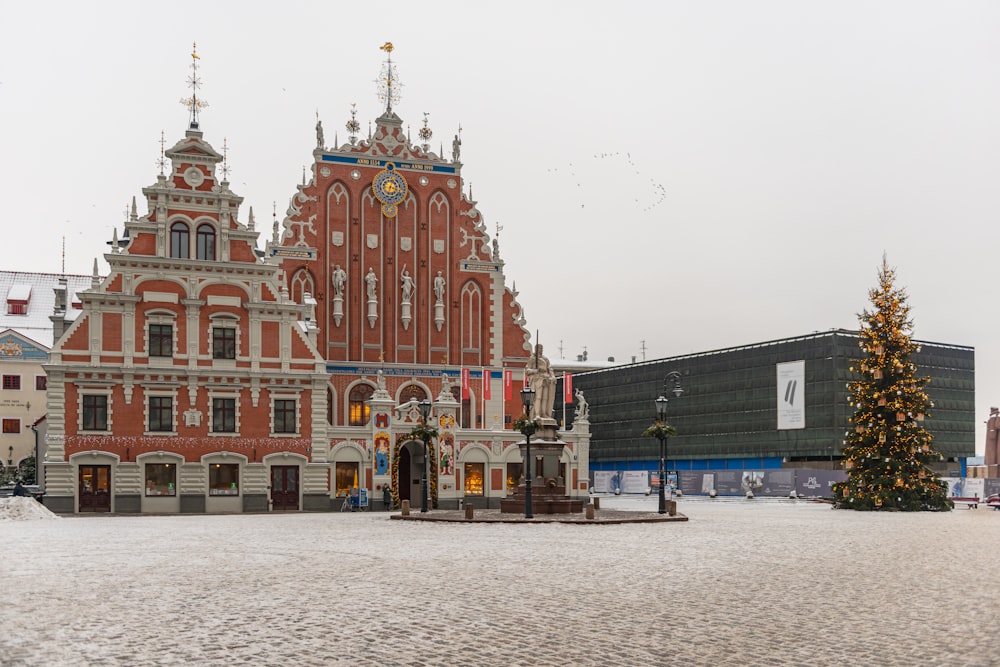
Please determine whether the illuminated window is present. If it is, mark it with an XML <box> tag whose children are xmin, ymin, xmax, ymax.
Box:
<box><xmin>349</xmin><ymin>384</ymin><xmax>375</xmax><ymax>426</ymax></box>
<box><xmin>209</xmin><ymin>463</ymin><xmax>239</xmax><ymax>496</ymax></box>
<box><xmin>335</xmin><ymin>462</ymin><xmax>359</xmax><ymax>497</ymax></box>
<box><xmin>145</xmin><ymin>463</ymin><xmax>176</xmax><ymax>496</ymax></box>
<box><xmin>464</xmin><ymin>462</ymin><xmax>484</xmax><ymax>496</ymax></box>
<box><xmin>506</xmin><ymin>462</ymin><xmax>523</xmax><ymax>493</ymax></box>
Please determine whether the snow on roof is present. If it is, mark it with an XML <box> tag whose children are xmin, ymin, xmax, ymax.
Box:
<box><xmin>0</xmin><ymin>271</ymin><xmax>93</xmax><ymax>348</ymax></box>
<box><xmin>7</xmin><ymin>284</ymin><xmax>31</xmax><ymax>302</ymax></box>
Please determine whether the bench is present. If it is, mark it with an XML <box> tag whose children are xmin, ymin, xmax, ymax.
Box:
<box><xmin>950</xmin><ymin>496</ymin><xmax>980</xmax><ymax>509</ymax></box>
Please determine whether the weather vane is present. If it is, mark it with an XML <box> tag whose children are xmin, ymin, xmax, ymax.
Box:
<box><xmin>156</xmin><ymin>130</ymin><xmax>168</xmax><ymax>176</ymax></box>
<box><xmin>346</xmin><ymin>102</ymin><xmax>360</xmax><ymax>144</ymax></box>
<box><xmin>221</xmin><ymin>137</ymin><xmax>230</xmax><ymax>180</ymax></box>
<box><xmin>376</xmin><ymin>41</ymin><xmax>401</xmax><ymax>112</ymax></box>
<box><xmin>180</xmin><ymin>41</ymin><xmax>209</xmax><ymax>129</ymax></box>
<box><xmin>418</xmin><ymin>112</ymin><xmax>433</xmax><ymax>152</ymax></box>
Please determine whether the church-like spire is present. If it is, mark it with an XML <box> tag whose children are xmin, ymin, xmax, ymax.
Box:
<box><xmin>180</xmin><ymin>42</ymin><xmax>209</xmax><ymax>130</ymax></box>
<box><xmin>376</xmin><ymin>41</ymin><xmax>401</xmax><ymax>113</ymax></box>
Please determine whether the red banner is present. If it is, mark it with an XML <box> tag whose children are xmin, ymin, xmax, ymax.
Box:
<box><xmin>482</xmin><ymin>368</ymin><xmax>491</xmax><ymax>400</ymax></box>
<box><xmin>461</xmin><ymin>368</ymin><xmax>470</xmax><ymax>400</ymax></box>
<box><xmin>564</xmin><ymin>373</ymin><xmax>573</xmax><ymax>404</ymax></box>
<box><xmin>503</xmin><ymin>369</ymin><xmax>512</xmax><ymax>400</ymax></box>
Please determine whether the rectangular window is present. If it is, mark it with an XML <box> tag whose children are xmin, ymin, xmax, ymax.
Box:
<box><xmin>212</xmin><ymin>398</ymin><xmax>236</xmax><ymax>433</ymax></box>
<box><xmin>145</xmin><ymin>463</ymin><xmax>176</xmax><ymax>496</ymax></box>
<box><xmin>35</xmin><ymin>375</ymin><xmax>46</xmax><ymax>390</ymax></box>
<box><xmin>464</xmin><ymin>462</ymin><xmax>485</xmax><ymax>496</ymax></box>
<box><xmin>274</xmin><ymin>399</ymin><xmax>296</xmax><ymax>434</ymax></box>
<box><xmin>212</xmin><ymin>327</ymin><xmax>236</xmax><ymax>360</ymax></box>
<box><xmin>335</xmin><ymin>462</ymin><xmax>359</xmax><ymax>497</ymax></box>
<box><xmin>209</xmin><ymin>463</ymin><xmax>239</xmax><ymax>496</ymax></box>
<box><xmin>82</xmin><ymin>395</ymin><xmax>109</xmax><ymax>431</ymax></box>
<box><xmin>506</xmin><ymin>462</ymin><xmax>523</xmax><ymax>494</ymax></box>
<box><xmin>148</xmin><ymin>396</ymin><xmax>173</xmax><ymax>432</ymax></box>
<box><xmin>2</xmin><ymin>419</ymin><xmax>19</xmax><ymax>434</ymax></box>
<box><xmin>2</xmin><ymin>375</ymin><xmax>21</xmax><ymax>390</ymax></box>
<box><xmin>149</xmin><ymin>324</ymin><xmax>173</xmax><ymax>357</ymax></box>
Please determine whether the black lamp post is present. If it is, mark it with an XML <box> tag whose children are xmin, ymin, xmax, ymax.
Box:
<box><xmin>520</xmin><ymin>387</ymin><xmax>536</xmax><ymax>519</ymax></box>
<box><xmin>655</xmin><ymin>371</ymin><xmax>684</xmax><ymax>515</ymax></box>
<box><xmin>418</xmin><ymin>399</ymin><xmax>432</xmax><ymax>513</ymax></box>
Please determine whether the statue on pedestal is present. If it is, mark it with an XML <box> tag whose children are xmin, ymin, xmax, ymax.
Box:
<box><xmin>525</xmin><ymin>343</ymin><xmax>556</xmax><ymax>420</ymax></box>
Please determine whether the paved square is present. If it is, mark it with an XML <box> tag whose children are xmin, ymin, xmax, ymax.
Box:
<box><xmin>2</xmin><ymin>497</ymin><xmax>996</xmax><ymax>666</ymax></box>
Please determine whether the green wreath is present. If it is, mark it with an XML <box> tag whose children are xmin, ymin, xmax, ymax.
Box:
<box><xmin>391</xmin><ymin>429</ymin><xmax>439</xmax><ymax>509</ymax></box>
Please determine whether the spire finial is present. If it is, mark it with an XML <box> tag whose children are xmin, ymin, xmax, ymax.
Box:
<box><xmin>130</xmin><ymin>196</ymin><xmax>138</xmax><ymax>221</ymax></box>
<box><xmin>62</xmin><ymin>236</ymin><xmax>66</xmax><ymax>275</ymax></box>
<box><xmin>376</xmin><ymin>41</ymin><xmax>401</xmax><ymax>112</ymax></box>
<box><xmin>180</xmin><ymin>42</ymin><xmax>209</xmax><ymax>130</ymax></box>
<box><xmin>156</xmin><ymin>130</ymin><xmax>168</xmax><ymax>176</ymax></box>
<box><xmin>418</xmin><ymin>112</ymin><xmax>433</xmax><ymax>153</ymax></box>
<box><xmin>346</xmin><ymin>102</ymin><xmax>360</xmax><ymax>145</ymax></box>
<box><xmin>221</xmin><ymin>136</ymin><xmax>230</xmax><ymax>181</ymax></box>
<box><xmin>271</xmin><ymin>201</ymin><xmax>279</xmax><ymax>244</ymax></box>
<box><xmin>248</xmin><ymin>206</ymin><xmax>255</xmax><ymax>232</ymax></box>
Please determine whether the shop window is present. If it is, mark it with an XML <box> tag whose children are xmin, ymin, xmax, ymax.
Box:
<box><xmin>82</xmin><ymin>395</ymin><xmax>108</xmax><ymax>431</ymax></box>
<box><xmin>170</xmin><ymin>222</ymin><xmax>190</xmax><ymax>259</ymax></box>
<box><xmin>506</xmin><ymin>462</ymin><xmax>523</xmax><ymax>493</ymax></box>
<box><xmin>2</xmin><ymin>419</ymin><xmax>19</xmax><ymax>434</ymax></box>
<box><xmin>145</xmin><ymin>463</ymin><xmax>176</xmax><ymax>496</ymax></box>
<box><xmin>196</xmin><ymin>224</ymin><xmax>216</xmax><ymax>260</ymax></box>
<box><xmin>335</xmin><ymin>462</ymin><xmax>360</xmax><ymax>497</ymax></box>
<box><xmin>209</xmin><ymin>463</ymin><xmax>239</xmax><ymax>496</ymax></box>
<box><xmin>212</xmin><ymin>398</ymin><xmax>236</xmax><ymax>433</ymax></box>
<box><xmin>148</xmin><ymin>396</ymin><xmax>173</xmax><ymax>432</ymax></box>
<box><xmin>149</xmin><ymin>324</ymin><xmax>173</xmax><ymax>357</ymax></box>
<box><xmin>349</xmin><ymin>384</ymin><xmax>375</xmax><ymax>426</ymax></box>
<box><xmin>35</xmin><ymin>375</ymin><xmax>46</xmax><ymax>390</ymax></box>
<box><xmin>273</xmin><ymin>399</ymin><xmax>296</xmax><ymax>434</ymax></box>
<box><xmin>464</xmin><ymin>462</ymin><xmax>484</xmax><ymax>496</ymax></box>
<box><xmin>212</xmin><ymin>327</ymin><xmax>236</xmax><ymax>360</ymax></box>
<box><xmin>2</xmin><ymin>375</ymin><xmax>20</xmax><ymax>390</ymax></box>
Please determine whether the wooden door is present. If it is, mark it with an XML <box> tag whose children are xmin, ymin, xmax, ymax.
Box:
<box><xmin>270</xmin><ymin>466</ymin><xmax>299</xmax><ymax>511</ymax></box>
<box><xmin>398</xmin><ymin>446</ymin><xmax>412</xmax><ymax>502</ymax></box>
<box><xmin>79</xmin><ymin>465</ymin><xmax>111</xmax><ymax>512</ymax></box>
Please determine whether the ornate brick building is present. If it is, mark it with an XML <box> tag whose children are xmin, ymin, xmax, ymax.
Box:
<box><xmin>41</xmin><ymin>46</ymin><xmax>591</xmax><ymax>513</ymax></box>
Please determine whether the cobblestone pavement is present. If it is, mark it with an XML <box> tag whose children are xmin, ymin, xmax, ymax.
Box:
<box><xmin>2</xmin><ymin>497</ymin><xmax>998</xmax><ymax>666</ymax></box>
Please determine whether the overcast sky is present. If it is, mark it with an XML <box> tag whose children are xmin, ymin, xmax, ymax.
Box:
<box><xmin>2</xmin><ymin>1</ymin><xmax>997</xmax><ymax>453</ymax></box>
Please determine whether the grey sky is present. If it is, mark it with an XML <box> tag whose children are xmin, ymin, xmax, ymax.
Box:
<box><xmin>2</xmin><ymin>1</ymin><xmax>996</xmax><ymax>453</ymax></box>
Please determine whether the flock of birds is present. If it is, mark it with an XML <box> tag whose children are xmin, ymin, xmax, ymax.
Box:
<box><xmin>545</xmin><ymin>151</ymin><xmax>668</xmax><ymax>212</ymax></box>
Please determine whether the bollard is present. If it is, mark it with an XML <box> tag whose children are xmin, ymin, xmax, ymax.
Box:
<box><xmin>593</xmin><ymin>497</ymin><xmax>600</xmax><ymax>510</ymax></box>
<box><xmin>465</xmin><ymin>503</ymin><xmax>474</xmax><ymax>520</ymax></box>
<box><xmin>667</xmin><ymin>500</ymin><xmax>677</xmax><ymax>516</ymax></box>
<box><xmin>401</xmin><ymin>499</ymin><xmax>410</xmax><ymax>516</ymax></box>
<box><xmin>586</xmin><ymin>503</ymin><xmax>595</xmax><ymax>520</ymax></box>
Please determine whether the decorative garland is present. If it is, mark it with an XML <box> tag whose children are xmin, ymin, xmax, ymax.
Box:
<box><xmin>391</xmin><ymin>430</ymin><xmax>438</xmax><ymax>509</ymax></box>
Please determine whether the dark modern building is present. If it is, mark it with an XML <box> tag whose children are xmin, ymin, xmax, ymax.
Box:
<box><xmin>562</xmin><ymin>330</ymin><xmax>975</xmax><ymax>476</ymax></box>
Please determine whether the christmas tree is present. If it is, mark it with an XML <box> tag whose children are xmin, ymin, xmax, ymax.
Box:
<box><xmin>833</xmin><ymin>257</ymin><xmax>951</xmax><ymax>511</ymax></box>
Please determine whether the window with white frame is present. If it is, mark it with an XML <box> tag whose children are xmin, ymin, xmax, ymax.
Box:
<box><xmin>147</xmin><ymin>395</ymin><xmax>174</xmax><ymax>432</ymax></box>
<box><xmin>273</xmin><ymin>398</ymin><xmax>297</xmax><ymax>434</ymax></box>
<box><xmin>81</xmin><ymin>394</ymin><xmax>109</xmax><ymax>431</ymax></box>
<box><xmin>211</xmin><ymin>397</ymin><xmax>237</xmax><ymax>433</ymax></box>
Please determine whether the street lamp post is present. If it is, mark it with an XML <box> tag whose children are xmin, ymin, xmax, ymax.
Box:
<box><xmin>654</xmin><ymin>371</ymin><xmax>684</xmax><ymax>515</ymax></box>
<box><xmin>418</xmin><ymin>399</ymin><xmax>432</xmax><ymax>513</ymax></box>
<box><xmin>520</xmin><ymin>387</ymin><xmax>536</xmax><ymax>519</ymax></box>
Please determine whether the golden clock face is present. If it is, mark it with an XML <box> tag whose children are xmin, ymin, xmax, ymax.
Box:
<box><xmin>372</xmin><ymin>164</ymin><xmax>408</xmax><ymax>218</ymax></box>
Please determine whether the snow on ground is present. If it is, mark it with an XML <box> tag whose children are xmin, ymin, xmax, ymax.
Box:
<box><xmin>0</xmin><ymin>496</ymin><xmax>60</xmax><ymax>521</ymax></box>
<box><xmin>1</xmin><ymin>495</ymin><xmax>997</xmax><ymax>666</ymax></box>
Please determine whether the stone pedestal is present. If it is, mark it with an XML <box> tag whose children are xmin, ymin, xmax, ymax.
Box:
<box><xmin>500</xmin><ymin>425</ymin><xmax>583</xmax><ymax>515</ymax></box>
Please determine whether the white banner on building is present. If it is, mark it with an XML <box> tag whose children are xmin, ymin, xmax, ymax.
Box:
<box><xmin>777</xmin><ymin>360</ymin><xmax>805</xmax><ymax>430</ymax></box>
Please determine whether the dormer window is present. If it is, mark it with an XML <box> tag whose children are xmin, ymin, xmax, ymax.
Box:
<box><xmin>6</xmin><ymin>284</ymin><xmax>30</xmax><ymax>315</ymax></box>
<box><xmin>170</xmin><ymin>222</ymin><xmax>190</xmax><ymax>259</ymax></box>
<box><xmin>196</xmin><ymin>224</ymin><xmax>216</xmax><ymax>260</ymax></box>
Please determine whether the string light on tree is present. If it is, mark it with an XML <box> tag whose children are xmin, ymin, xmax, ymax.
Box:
<box><xmin>833</xmin><ymin>256</ymin><xmax>951</xmax><ymax>511</ymax></box>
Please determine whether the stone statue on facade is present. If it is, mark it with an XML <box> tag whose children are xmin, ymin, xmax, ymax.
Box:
<box><xmin>574</xmin><ymin>389</ymin><xmax>589</xmax><ymax>422</ymax></box>
<box><xmin>525</xmin><ymin>343</ymin><xmax>556</xmax><ymax>420</ymax></box>
<box><xmin>986</xmin><ymin>407</ymin><xmax>1000</xmax><ymax>469</ymax></box>
<box><xmin>452</xmin><ymin>133</ymin><xmax>461</xmax><ymax>162</ymax></box>
<box><xmin>433</xmin><ymin>271</ymin><xmax>446</xmax><ymax>303</ymax></box>
<box><xmin>365</xmin><ymin>267</ymin><xmax>378</xmax><ymax>301</ymax></box>
<box><xmin>400</xmin><ymin>267</ymin><xmax>414</xmax><ymax>304</ymax></box>
<box><xmin>332</xmin><ymin>264</ymin><xmax>347</xmax><ymax>298</ymax></box>
<box><xmin>316</xmin><ymin>119</ymin><xmax>325</xmax><ymax>149</ymax></box>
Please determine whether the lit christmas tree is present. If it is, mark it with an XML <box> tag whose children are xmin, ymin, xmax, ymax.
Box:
<box><xmin>833</xmin><ymin>257</ymin><xmax>951</xmax><ymax>511</ymax></box>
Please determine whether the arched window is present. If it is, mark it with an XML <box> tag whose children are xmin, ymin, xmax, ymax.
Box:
<box><xmin>400</xmin><ymin>384</ymin><xmax>428</xmax><ymax>403</ymax></box>
<box><xmin>348</xmin><ymin>383</ymin><xmax>375</xmax><ymax>426</ymax></box>
<box><xmin>196</xmin><ymin>224</ymin><xmax>216</xmax><ymax>260</ymax></box>
<box><xmin>291</xmin><ymin>269</ymin><xmax>315</xmax><ymax>306</ymax></box>
<box><xmin>170</xmin><ymin>222</ymin><xmax>190</xmax><ymax>259</ymax></box>
<box><xmin>326</xmin><ymin>386</ymin><xmax>334</xmax><ymax>426</ymax></box>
